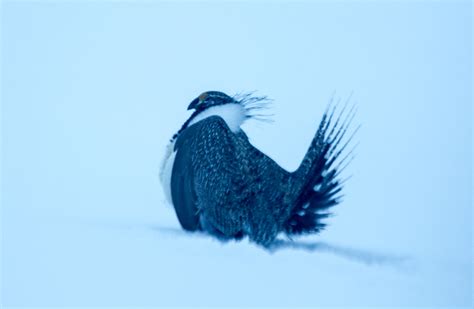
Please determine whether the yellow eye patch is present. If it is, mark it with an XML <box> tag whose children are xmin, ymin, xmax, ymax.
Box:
<box><xmin>198</xmin><ymin>92</ymin><xmax>208</xmax><ymax>102</ymax></box>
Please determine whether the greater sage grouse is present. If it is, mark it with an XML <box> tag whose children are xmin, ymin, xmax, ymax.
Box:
<box><xmin>160</xmin><ymin>91</ymin><xmax>357</xmax><ymax>247</ymax></box>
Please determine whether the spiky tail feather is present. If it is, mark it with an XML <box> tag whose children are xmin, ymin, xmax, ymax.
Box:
<box><xmin>285</xmin><ymin>95</ymin><xmax>359</xmax><ymax>235</ymax></box>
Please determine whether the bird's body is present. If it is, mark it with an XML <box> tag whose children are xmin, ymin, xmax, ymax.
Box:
<box><xmin>160</xmin><ymin>91</ymin><xmax>356</xmax><ymax>247</ymax></box>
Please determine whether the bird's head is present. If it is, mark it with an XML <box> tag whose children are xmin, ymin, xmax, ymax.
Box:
<box><xmin>187</xmin><ymin>91</ymin><xmax>237</xmax><ymax>111</ymax></box>
<box><xmin>169</xmin><ymin>90</ymin><xmax>272</xmax><ymax>143</ymax></box>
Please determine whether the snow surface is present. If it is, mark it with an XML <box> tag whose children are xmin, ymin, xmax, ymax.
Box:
<box><xmin>1</xmin><ymin>1</ymin><xmax>472</xmax><ymax>308</ymax></box>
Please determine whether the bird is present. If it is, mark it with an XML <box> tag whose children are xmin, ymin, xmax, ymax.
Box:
<box><xmin>160</xmin><ymin>91</ymin><xmax>357</xmax><ymax>247</ymax></box>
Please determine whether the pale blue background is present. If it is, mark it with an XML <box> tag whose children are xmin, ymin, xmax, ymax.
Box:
<box><xmin>1</xmin><ymin>0</ymin><xmax>472</xmax><ymax>307</ymax></box>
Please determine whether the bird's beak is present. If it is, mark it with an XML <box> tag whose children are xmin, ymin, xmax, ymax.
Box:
<box><xmin>187</xmin><ymin>98</ymin><xmax>200</xmax><ymax>110</ymax></box>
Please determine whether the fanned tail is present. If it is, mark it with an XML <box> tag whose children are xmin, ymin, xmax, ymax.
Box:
<box><xmin>285</xmin><ymin>95</ymin><xmax>359</xmax><ymax>235</ymax></box>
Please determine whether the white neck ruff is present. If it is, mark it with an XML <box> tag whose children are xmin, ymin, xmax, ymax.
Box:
<box><xmin>188</xmin><ymin>103</ymin><xmax>246</xmax><ymax>133</ymax></box>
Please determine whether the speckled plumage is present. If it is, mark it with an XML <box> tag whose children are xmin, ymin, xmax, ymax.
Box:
<box><xmin>166</xmin><ymin>91</ymin><xmax>357</xmax><ymax>247</ymax></box>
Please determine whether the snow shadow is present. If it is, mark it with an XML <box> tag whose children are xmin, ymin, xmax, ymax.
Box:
<box><xmin>269</xmin><ymin>239</ymin><xmax>413</xmax><ymax>269</ymax></box>
<box><xmin>151</xmin><ymin>225</ymin><xmax>412</xmax><ymax>270</ymax></box>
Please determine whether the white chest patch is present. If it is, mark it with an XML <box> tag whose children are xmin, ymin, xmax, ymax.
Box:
<box><xmin>188</xmin><ymin>103</ymin><xmax>246</xmax><ymax>133</ymax></box>
<box><xmin>159</xmin><ymin>141</ymin><xmax>176</xmax><ymax>205</ymax></box>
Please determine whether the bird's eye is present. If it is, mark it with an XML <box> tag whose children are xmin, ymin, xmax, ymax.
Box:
<box><xmin>198</xmin><ymin>92</ymin><xmax>208</xmax><ymax>102</ymax></box>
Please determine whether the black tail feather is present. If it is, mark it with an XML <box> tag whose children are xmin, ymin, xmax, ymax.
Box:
<box><xmin>285</xmin><ymin>96</ymin><xmax>358</xmax><ymax>235</ymax></box>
